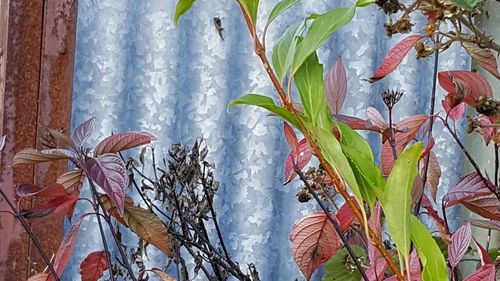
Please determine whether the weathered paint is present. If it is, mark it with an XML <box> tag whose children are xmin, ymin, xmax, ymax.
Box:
<box><xmin>0</xmin><ymin>0</ymin><xmax>77</xmax><ymax>280</ymax></box>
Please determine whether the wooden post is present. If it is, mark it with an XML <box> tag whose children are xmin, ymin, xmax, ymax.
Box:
<box><xmin>0</xmin><ymin>0</ymin><xmax>77</xmax><ymax>280</ymax></box>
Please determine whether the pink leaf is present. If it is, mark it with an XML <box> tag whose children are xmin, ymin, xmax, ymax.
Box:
<box><xmin>469</xmin><ymin>219</ymin><xmax>500</xmax><ymax>231</ymax></box>
<box><xmin>284</xmin><ymin>122</ymin><xmax>298</xmax><ymax>157</ymax></box>
<box><xmin>335</xmin><ymin>199</ymin><xmax>356</xmax><ymax>232</ymax></box>
<box><xmin>369</xmin><ymin>35</ymin><xmax>424</xmax><ymax>82</ymax></box>
<box><xmin>325</xmin><ymin>57</ymin><xmax>347</xmax><ymax>114</ymax></box>
<box><xmin>419</xmin><ymin>152</ymin><xmax>441</xmax><ymax>201</ymax></box>
<box><xmin>366</xmin><ymin>107</ymin><xmax>388</xmax><ymax>130</ymax></box>
<box><xmin>463</xmin><ymin>42</ymin><xmax>500</xmax><ymax>79</ymax></box>
<box><xmin>442</xmin><ymin>100</ymin><xmax>466</xmax><ymax>121</ymax></box>
<box><xmin>333</xmin><ymin>114</ymin><xmax>382</xmax><ymax>132</ymax></box>
<box><xmin>86</xmin><ymin>154</ymin><xmax>127</xmax><ymax>213</ymax></box>
<box><xmin>47</xmin><ymin>216</ymin><xmax>84</xmax><ymax>280</ymax></box>
<box><xmin>16</xmin><ymin>183</ymin><xmax>68</xmax><ymax>198</ymax></box>
<box><xmin>284</xmin><ymin>139</ymin><xmax>312</xmax><ymax>183</ymax></box>
<box><xmin>443</xmin><ymin>173</ymin><xmax>495</xmax><ymax>208</ymax></box>
<box><xmin>448</xmin><ymin>222</ymin><xmax>472</xmax><ymax>269</ymax></box>
<box><xmin>94</xmin><ymin>131</ymin><xmax>157</xmax><ymax>156</ymax></box>
<box><xmin>461</xmin><ymin>193</ymin><xmax>500</xmax><ymax>220</ymax></box>
<box><xmin>80</xmin><ymin>250</ymin><xmax>109</xmax><ymax>281</ymax></box>
<box><xmin>472</xmin><ymin>238</ymin><xmax>493</xmax><ymax>266</ymax></box>
<box><xmin>478</xmin><ymin>115</ymin><xmax>494</xmax><ymax>145</ymax></box>
<box><xmin>72</xmin><ymin>117</ymin><xmax>96</xmax><ymax>147</ymax></box>
<box><xmin>438</xmin><ymin>71</ymin><xmax>493</xmax><ymax>105</ymax></box>
<box><xmin>290</xmin><ymin>212</ymin><xmax>341</xmax><ymax>280</ymax></box>
<box><xmin>365</xmin><ymin>258</ymin><xmax>388</xmax><ymax>281</ymax></box>
<box><xmin>464</xmin><ymin>264</ymin><xmax>496</xmax><ymax>281</ymax></box>
<box><xmin>41</xmin><ymin>148</ymin><xmax>78</xmax><ymax>159</ymax></box>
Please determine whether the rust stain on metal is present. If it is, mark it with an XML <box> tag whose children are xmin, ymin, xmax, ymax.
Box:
<box><xmin>0</xmin><ymin>0</ymin><xmax>77</xmax><ymax>280</ymax></box>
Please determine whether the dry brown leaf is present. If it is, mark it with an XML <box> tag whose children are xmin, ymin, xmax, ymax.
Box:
<box><xmin>56</xmin><ymin>169</ymin><xmax>85</xmax><ymax>192</ymax></box>
<box><xmin>101</xmin><ymin>196</ymin><xmax>172</xmax><ymax>257</ymax></box>
<box><xmin>13</xmin><ymin>148</ymin><xmax>71</xmax><ymax>166</ymax></box>
<box><xmin>150</xmin><ymin>268</ymin><xmax>176</xmax><ymax>281</ymax></box>
<box><xmin>463</xmin><ymin>42</ymin><xmax>500</xmax><ymax>79</ymax></box>
<box><xmin>420</xmin><ymin>152</ymin><xmax>441</xmax><ymax>201</ymax></box>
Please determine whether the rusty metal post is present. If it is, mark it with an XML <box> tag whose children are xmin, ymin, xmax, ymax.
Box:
<box><xmin>0</xmin><ymin>0</ymin><xmax>77</xmax><ymax>280</ymax></box>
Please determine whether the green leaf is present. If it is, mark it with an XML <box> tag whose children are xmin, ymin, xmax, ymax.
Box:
<box><xmin>355</xmin><ymin>0</ymin><xmax>376</xmax><ymax>7</ymax></box>
<box><xmin>174</xmin><ymin>0</ymin><xmax>196</xmax><ymax>26</ymax></box>
<box><xmin>337</xmin><ymin>122</ymin><xmax>385</xmax><ymax>205</ymax></box>
<box><xmin>228</xmin><ymin>94</ymin><xmax>298</xmax><ymax>128</ymax></box>
<box><xmin>410</xmin><ymin>215</ymin><xmax>449</xmax><ymax>281</ymax></box>
<box><xmin>237</xmin><ymin>0</ymin><xmax>259</xmax><ymax>24</ymax></box>
<box><xmin>294</xmin><ymin>52</ymin><xmax>326</xmax><ymax>123</ymax></box>
<box><xmin>323</xmin><ymin>246</ymin><xmax>366</xmax><ymax>281</ymax></box>
<box><xmin>451</xmin><ymin>0</ymin><xmax>478</xmax><ymax>9</ymax></box>
<box><xmin>316</xmin><ymin>127</ymin><xmax>366</xmax><ymax>222</ymax></box>
<box><xmin>272</xmin><ymin>22</ymin><xmax>305</xmax><ymax>83</ymax></box>
<box><xmin>266</xmin><ymin>0</ymin><xmax>301</xmax><ymax>28</ymax></box>
<box><xmin>381</xmin><ymin>142</ymin><xmax>423</xmax><ymax>271</ymax></box>
<box><xmin>292</xmin><ymin>7</ymin><xmax>355</xmax><ymax>74</ymax></box>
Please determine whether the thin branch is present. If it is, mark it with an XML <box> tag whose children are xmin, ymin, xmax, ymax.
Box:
<box><xmin>87</xmin><ymin>179</ymin><xmax>137</xmax><ymax>280</ymax></box>
<box><xmin>295</xmin><ymin>167</ymin><xmax>369</xmax><ymax>281</ymax></box>
<box><xmin>0</xmin><ymin>187</ymin><xmax>60</xmax><ymax>281</ymax></box>
<box><xmin>414</xmin><ymin>35</ymin><xmax>440</xmax><ymax>215</ymax></box>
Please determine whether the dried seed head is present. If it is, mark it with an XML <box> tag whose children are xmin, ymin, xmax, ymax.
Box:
<box><xmin>475</xmin><ymin>96</ymin><xmax>500</xmax><ymax>117</ymax></box>
<box><xmin>385</xmin><ymin>16</ymin><xmax>413</xmax><ymax>36</ymax></box>
<box><xmin>467</xmin><ymin>115</ymin><xmax>481</xmax><ymax>134</ymax></box>
<box><xmin>296</xmin><ymin>188</ymin><xmax>312</xmax><ymax>203</ymax></box>
<box><xmin>381</xmin><ymin>89</ymin><xmax>404</xmax><ymax>110</ymax></box>
<box><xmin>376</xmin><ymin>0</ymin><xmax>400</xmax><ymax>14</ymax></box>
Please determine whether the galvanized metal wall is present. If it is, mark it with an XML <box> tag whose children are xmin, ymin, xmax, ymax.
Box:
<box><xmin>0</xmin><ymin>0</ymin><xmax>77</xmax><ymax>280</ymax></box>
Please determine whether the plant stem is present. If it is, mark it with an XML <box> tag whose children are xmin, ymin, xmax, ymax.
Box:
<box><xmin>295</xmin><ymin>168</ymin><xmax>369</xmax><ymax>281</ymax></box>
<box><xmin>486</xmin><ymin>144</ymin><xmax>498</xmax><ymax>251</ymax></box>
<box><xmin>414</xmin><ymin>37</ymin><xmax>440</xmax><ymax>215</ymax></box>
<box><xmin>237</xmin><ymin>5</ymin><xmax>403</xmax><ymax>280</ymax></box>
<box><xmin>0</xmin><ymin>187</ymin><xmax>60</xmax><ymax>281</ymax></box>
<box><xmin>438</xmin><ymin>116</ymin><xmax>500</xmax><ymax>199</ymax></box>
<box><xmin>87</xmin><ymin>179</ymin><xmax>137</xmax><ymax>280</ymax></box>
<box><xmin>388</xmin><ymin>107</ymin><xmax>398</xmax><ymax>160</ymax></box>
<box><xmin>88</xmin><ymin>182</ymin><xmax>116</xmax><ymax>281</ymax></box>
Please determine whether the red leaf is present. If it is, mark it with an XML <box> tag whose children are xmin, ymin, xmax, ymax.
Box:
<box><xmin>366</xmin><ymin>107</ymin><xmax>388</xmax><ymax>130</ymax></box>
<box><xmin>369</xmin><ymin>35</ymin><xmax>424</xmax><ymax>82</ymax></box>
<box><xmin>396</xmin><ymin>115</ymin><xmax>429</xmax><ymax>138</ymax></box>
<box><xmin>86</xmin><ymin>154</ymin><xmax>127</xmax><ymax>213</ymax></box>
<box><xmin>419</xmin><ymin>152</ymin><xmax>441</xmax><ymax>201</ymax></box>
<box><xmin>80</xmin><ymin>251</ymin><xmax>109</xmax><ymax>281</ymax></box>
<box><xmin>290</xmin><ymin>212</ymin><xmax>341</xmax><ymax>280</ymax></box>
<box><xmin>419</xmin><ymin>137</ymin><xmax>435</xmax><ymax>160</ymax></box>
<box><xmin>284</xmin><ymin>139</ymin><xmax>312</xmax><ymax>183</ymax></box>
<box><xmin>473</xmin><ymin>238</ymin><xmax>493</xmax><ymax>266</ymax></box>
<box><xmin>463</xmin><ymin>42</ymin><xmax>500</xmax><ymax>79</ymax></box>
<box><xmin>421</xmin><ymin>195</ymin><xmax>451</xmax><ymax>243</ymax></box>
<box><xmin>464</xmin><ymin>264</ymin><xmax>496</xmax><ymax>281</ymax></box>
<box><xmin>461</xmin><ymin>193</ymin><xmax>500</xmax><ymax>220</ymax></box>
<box><xmin>335</xmin><ymin>199</ymin><xmax>356</xmax><ymax>232</ymax></box>
<box><xmin>21</xmin><ymin>194</ymin><xmax>78</xmax><ymax>220</ymax></box>
<box><xmin>365</xmin><ymin>258</ymin><xmax>388</xmax><ymax>281</ymax></box>
<box><xmin>42</xmin><ymin>148</ymin><xmax>77</xmax><ymax>159</ymax></box>
<box><xmin>48</xmin><ymin>216</ymin><xmax>84</xmax><ymax>280</ymax></box>
<box><xmin>443</xmin><ymin>173</ymin><xmax>494</xmax><ymax>208</ymax></box>
<box><xmin>438</xmin><ymin>71</ymin><xmax>493</xmax><ymax>105</ymax></box>
<box><xmin>442</xmin><ymin>100</ymin><xmax>466</xmax><ymax>121</ymax></box>
<box><xmin>333</xmin><ymin>114</ymin><xmax>382</xmax><ymax>132</ymax></box>
<box><xmin>325</xmin><ymin>57</ymin><xmax>347</xmax><ymax>114</ymax></box>
<box><xmin>366</xmin><ymin>203</ymin><xmax>387</xmax><ymax>280</ymax></box>
<box><xmin>448</xmin><ymin>222</ymin><xmax>472</xmax><ymax>269</ymax></box>
<box><xmin>16</xmin><ymin>183</ymin><xmax>68</xmax><ymax>198</ymax></box>
<box><xmin>284</xmin><ymin>122</ymin><xmax>298</xmax><ymax>156</ymax></box>
<box><xmin>469</xmin><ymin>219</ymin><xmax>500</xmax><ymax>231</ymax></box>
<box><xmin>72</xmin><ymin>117</ymin><xmax>96</xmax><ymax>147</ymax></box>
<box><xmin>94</xmin><ymin>131</ymin><xmax>157</xmax><ymax>156</ymax></box>
<box><xmin>380</xmin><ymin>134</ymin><xmax>406</xmax><ymax>175</ymax></box>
